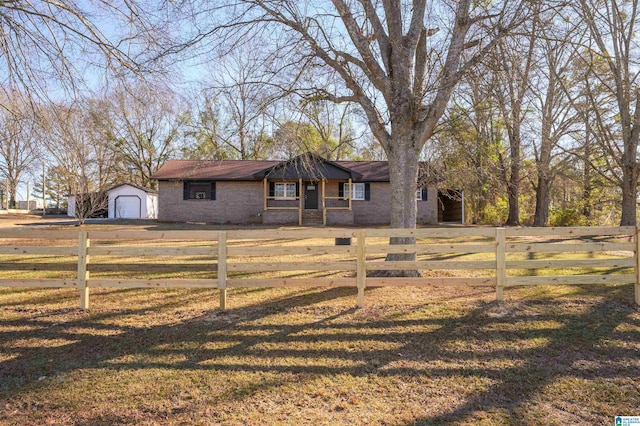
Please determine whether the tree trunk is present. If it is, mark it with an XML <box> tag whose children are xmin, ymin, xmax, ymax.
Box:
<box><xmin>8</xmin><ymin>178</ymin><xmax>17</xmax><ymax>209</ymax></box>
<box><xmin>376</xmin><ymin>125</ymin><xmax>421</xmax><ymax>277</ymax></box>
<box><xmin>533</xmin><ymin>174</ymin><xmax>550</xmax><ymax>226</ymax></box>
<box><xmin>582</xmin><ymin>121</ymin><xmax>592</xmax><ymax>220</ymax></box>
<box><xmin>620</xmin><ymin>162</ymin><xmax>637</xmax><ymax>226</ymax></box>
<box><xmin>505</xmin><ymin>136</ymin><xmax>520</xmax><ymax>226</ymax></box>
<box><xmin>387</xmin><ymin>143</ymin><xmax>419</xmax><ymax>230</ymax></box>
<box><xmin>619</xmin><ymin>97</ymin><xmax>639</xmax><ymax>226</ymax></box>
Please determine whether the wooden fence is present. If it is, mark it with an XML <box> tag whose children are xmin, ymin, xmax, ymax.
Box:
<box><xmin>0</xmin><ymin>226</ymin><xmax>638</xmax><ymax>309</ymax></box>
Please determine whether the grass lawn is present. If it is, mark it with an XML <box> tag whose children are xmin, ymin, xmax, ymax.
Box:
<box><xmin>0</xmin><ymin>219</ymin><xmax>638</xmax><ymax>424</ymax></box>
<box><xmin>0</xmin><ymin>283</ymin><xmax>638</xmax><ymax>425</ymax></box>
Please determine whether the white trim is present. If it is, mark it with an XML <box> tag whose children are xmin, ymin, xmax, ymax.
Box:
<box><xmin>274</xmin><ymin>182</ymin><xmax>297</xmax><ymax>199</ymax></box>
<box><xmin>351</xmin><ymin>183</ymin><xmax>365</xmax><ymax>200</ymax></box>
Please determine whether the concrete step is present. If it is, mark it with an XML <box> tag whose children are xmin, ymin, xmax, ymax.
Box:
<box><xmin>302</xmin><ymin>210</ymin><xmax>323</xmax><ymax>225</ymax></box>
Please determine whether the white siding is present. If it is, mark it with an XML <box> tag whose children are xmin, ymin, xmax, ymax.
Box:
<box><xmin>67</xmin><ymin>196</ymin><xmax>76</xmax><ymax>217</ymax></box>
<box><xmin>108</xmin><ymin>185</ymin><xmax>157</xmax><ymax>219</ymax></box>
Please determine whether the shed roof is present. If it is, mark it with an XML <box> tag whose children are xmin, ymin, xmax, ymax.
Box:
<box><xmin>106</xmin><ymin>183</ymin><xmax>157</xmax><ymax>194</ymax></box>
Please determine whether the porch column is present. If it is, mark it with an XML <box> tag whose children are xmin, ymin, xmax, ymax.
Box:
<box><xmin>298</xmin><ymin>178</ymin><xmax>303</xmax><ymax>226</ymax></box>
<box><xmin>263</xmin><ymin>178</ymin><xmax>267</xmax><ymax>211</ymax></box>
<box><xmin>322</xmin><ymin>179</ymin><xmax>326</xmax><ymax>226</ymax></box>
<box><xmin>348</xmin><ymin>178</ymin><xmax>352</xmax><ymax>211</ymax></box>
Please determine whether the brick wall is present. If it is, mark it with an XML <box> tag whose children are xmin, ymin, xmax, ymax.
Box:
<box><xmin>326</xmin><ymin>209</ymin><xmax>355</xmax><ymax>225</ymax></box>
<box><xmin>418</xmin><ymin>187</ymin><xmax>438</xmax><ymax>224</ymax></box>
<box><xmin>262</xmin><ymin>210</ymin><xmax>298</xmax><ymax>224</ymax></box>
<box><xmin>157</xmin><ymin>181</ymin><xmax>264</xmax><ymax>224</ymax></box>
<box><xmin>158</xmin><ymin>179</ymin><xmax>439</xmax><ymax>225</ymax></box>
<box><xmin>350</xmin><ymin>182</ymin><xmax>438</xmax><ymax>225</ymax></box>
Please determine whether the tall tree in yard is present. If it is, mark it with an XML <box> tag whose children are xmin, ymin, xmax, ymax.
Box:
<box><xmin>435</xmin><ymin>69</ymin><xmax>507</xmax><ymax>224</ymax></box>
<box><xmin>0</xmin><ymin>95</ymin><xmax>40</xmax><ymax>208</ymax></box>
<box><xmin>531</xmin><ymin>16</ymin><xmax>581</xmax><ymax>226</ymax></box>
<box><xmin>39</xmin><ymin>102</ymin><xmax>116</xmax><ymax>224</ymax></box>
<box><xmin>108</xmin><ymin>81</ymin><xmax>185</xmax><ymax>189</ymax></box>
<box><xmin>182</xmin><ymin>0</ymin><xmax>531</xmax><ymax>229</ymax></box>
<box><xmin>575</xmin><ymin>0</ymin><xmax>640</xmax><ymax>225</ymax></box>
<box><xmin>204</xmin><ymin>47</ymin><xmax>281</xmax><ymax>160</ymax></box>
<box><xmin>489</xmin><ymin>8</ymin><xmax>539</xmax><ymax>226</ymax></box>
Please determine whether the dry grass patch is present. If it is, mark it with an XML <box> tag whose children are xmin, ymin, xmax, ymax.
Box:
<box><xmin>0</xmin><ymin>223</ymin><xmax>638</xmax><ymax>424</ymax></box>
<box><xmin>0</xmin><ymin>282</ymin><xmax>638</xmax><ymax>425</ymax></box>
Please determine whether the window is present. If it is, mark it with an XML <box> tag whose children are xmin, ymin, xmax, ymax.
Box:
<box><xmin>339</xmin><ymin>182</ymin><xmax>369</xmax><ymax>201</ymax></box>
<box><xmin>352</xmin><ymin>183</ymin><xmax>365</xmax><ymax>200</ymax></box>
<box><xmin>183</xmin><ymin>181</ymin><xmax>216</xmax><ymax>200</ymax></box>
<box><xmin>416</xmin><ymin>190</ymin><xmax>422</xmax><ymax>200</ymax></box>
<box><xmin>189</xmin><ymin>183</ymin><xmax>211</xmax><ymax>199</ymax></box>
<box><xmin>274</xmin><ymin>182</ymin><xmax>297</xmax><ymax>199</ymax></box>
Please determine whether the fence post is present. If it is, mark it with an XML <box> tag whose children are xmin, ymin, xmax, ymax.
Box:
<box><xmin>77</xmin><ymin>230</ymin><xmax>90</xmax><ymax>309</ymax></box>
<box><xmin>495</xmin><ymin>227</ymin><xmax>506</xmax><ymax>302</ymax></box>
<box><xmin>218</xmin><ymin>231</ymin><xmax>227</xmax><ymax>310</ymax></box>
<box><xmin>356</xmin><ymin>230</ymin><xmax>366</xmax><ymax>308</ymax></box>
<box><xmin>635</xmin><ymin>226</ymin><xmax>640</xmax><ymax>305</ymax></box>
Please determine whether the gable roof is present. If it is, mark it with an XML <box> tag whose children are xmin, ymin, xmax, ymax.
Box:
<box><xmin>106</xmin><ymin>183</ymin><xmax>157</xmax><ymax>194</ymax></box>
<box><xmin>152</xmin><ymin>156</ymin><xmax>411</xmax><ymax>182</ymax></box>
<box><xmin>252</xmin><ymin>153</ymin><xmax>362</xmax><ymax>180</ymax></box>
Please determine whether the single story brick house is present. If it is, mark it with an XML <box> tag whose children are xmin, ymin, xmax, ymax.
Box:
<box><xmin>151</xmin><ymin>154</ymin><xmax>460</xmax><ymax>225</ymax></box>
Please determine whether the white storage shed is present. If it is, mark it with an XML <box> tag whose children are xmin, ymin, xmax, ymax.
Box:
<box><xmin>107</xmin><ymin>184</ymin><xmax>157</xmax><ymax>219</ymax></box>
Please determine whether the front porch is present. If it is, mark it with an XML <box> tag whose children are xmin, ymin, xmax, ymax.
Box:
<box><xmin>261</xmin><ymin>178</ymin><xmax>355</xmax><ymax>226</ymax></box>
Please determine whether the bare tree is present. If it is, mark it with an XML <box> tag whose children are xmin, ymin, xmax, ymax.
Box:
<box><xmin>108</xmin><ymin>81</ymin><xmax>185</xmax><ymax>189</ymax></box>
<box><xmin>193</xmin><ymin>45</ymin><xmax>283</xmax><ymax>160</ymax></box>
<box><xmin>568</xmin><ymin>63</ymin><xmax>614</xmax><ymax>223</ymax></box>
<box><xmin>530</xmin><ymin>17</ymin><xmax>581</xmax><ymax>226</ymax></box>
<box><xmin>0</xmin><ymin>1</ymin><xmax>161</xmax><ymax>100</ymax></box>
<box><xmin>295</xmin><ymin>99</ymin><xmax>362</xmax><ymax>160</ymax></box>
<box><xmin>0</xmin><ymin>93</ymin><xmax>39</xmax><ymax>207</ymax></box>
<box><xmin>574</xmin><ymin>0</ymin><xmax>640</xmax><ymax>225</ymax></box>
<box><xmin>180</xmin><ymin>0</ymin><xmax>531</xmax><ymax>230</ymax></box>
<box><xmin>39</xmin><ymin>101</ymin><xmax>116</xmax><ymax>224</ymax></box>
<box><xmin>183</xmin><ymin>96</ymin><xmax>230</xmax><ymax>160</ymax></box>
<box><xmin>271</xmin><ymin>120</ymin><xmax>327</xmax><ymax>159</ymax></box>
<box><xmin>489</xmin><ymin>9</ymin><xmax>540</xmax><ymax>226</ymax></box>
<box><xmin>435</xmin><ymin>68</ymin><xmax>507</xmax><ymax>224</ymax></box>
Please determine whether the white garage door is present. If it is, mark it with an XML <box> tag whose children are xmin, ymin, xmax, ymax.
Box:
<box><xmin>115</xmin><ymin>196</ymin><xmax>141</xmax><ymax>219</ymax></box>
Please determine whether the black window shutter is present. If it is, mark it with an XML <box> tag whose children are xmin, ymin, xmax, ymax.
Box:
<box><xmin>183</xmin><ymin>181</ymin><xmax>189</xmax><ymax>200</ymax></box>
<box><xmin>364</xmin><ymin>183</ymin><xmax>371</xmax><ymax>201</ymax></box>
<box><xmin>295</xmin><ymin>182</ymin><xmax>300</xmax><ymax>197</ymax></box>
<box><xmin>338</xmin><ymin>182</ymin><xmax>344</xmax><ymax>197</ymax></box>
<box><xmin>421</xmin><ymin>188</ymin><xmax>428</xmax><ymax>201</ymax></box>
<box><xmin>269</xmin><ymin>182</ymin><xmax>275</xmax><ymax>197</ymax></box>
<box><xmin>210</xmin><ymin>181</ymin><xmax>216</xmax><ymax>200</ymax></box>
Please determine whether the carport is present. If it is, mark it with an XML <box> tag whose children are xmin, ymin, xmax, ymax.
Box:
<box><xmin>437</xmin><ymin>190</ymin><xmax>464</xmax><ymax>223</ymax></box>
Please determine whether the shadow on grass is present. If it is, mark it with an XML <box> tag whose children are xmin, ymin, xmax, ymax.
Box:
<box><xmin>0</xmin><ymin>284</ymin><xmax>638</xmax><ymax>424</ymax></box>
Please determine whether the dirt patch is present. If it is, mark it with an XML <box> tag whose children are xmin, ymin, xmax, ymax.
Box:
<box><xmin>0</xmin><ymin>214</ymin><xmax>55</xmax><ymax>228</ymax></box>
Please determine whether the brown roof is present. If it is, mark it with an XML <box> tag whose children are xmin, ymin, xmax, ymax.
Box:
<box><xmin>152</xmin><ymin>158</ymin><xmax>393</xmax><ymax>182</ymax></box>
<box><xmin>106</xmin><ymin>183</ymin><xmax>157</xmax><ymax>194</ymax></box>
<box><xmin>335</xmin><ymin>161</ymin><xmax>390</xmax><ymax>181</ymax></box>
<box><xmin>151</xmin><ymin>160</ymin><xmax>280</xmax><ymax>181</ymax></box>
